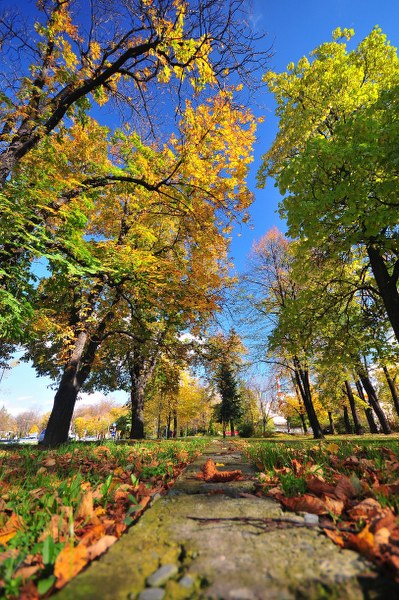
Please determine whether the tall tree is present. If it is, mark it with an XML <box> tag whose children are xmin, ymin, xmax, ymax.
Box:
<box><xmin>215</xmin><ymin>361</ymin><xmax>242</xmax><ymax>437</ymax></box>
<box><xmin>258</xmin><ymin>27</ymin><xmax>399</xmax><ymax>344</ymax></box>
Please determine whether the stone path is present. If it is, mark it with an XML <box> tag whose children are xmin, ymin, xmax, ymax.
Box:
<box><xmin>57</xmin><ymin>440</ymin><xmax>399</xmax><ymax>599</ymax></box>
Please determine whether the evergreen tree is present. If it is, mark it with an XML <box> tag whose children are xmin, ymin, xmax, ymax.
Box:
<box><xmin>216</xmin><ymin>362</ymin><xmax>242</xmax><ymax>437</ymax></box>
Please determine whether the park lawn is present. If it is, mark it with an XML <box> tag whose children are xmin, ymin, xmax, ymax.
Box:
<box><xmin>0</xmin><ymin>438</ymin><xmax>208</xmax><ymax>599</ymax></box>
<box><xmin>235</xmin><ymin>435</ymin><xmax>399</xmax><ymax>582</ymax></box>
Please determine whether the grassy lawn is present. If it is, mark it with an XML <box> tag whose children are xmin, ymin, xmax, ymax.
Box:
<box><xmin>0</xmin><ymin>438</ymin><xmax>208</xmax><ymax>599</ymax></box>
<box><xmin>234</xmin><ymin>435</ymin><xmax>399</xmax><ymax>582</ymax></box>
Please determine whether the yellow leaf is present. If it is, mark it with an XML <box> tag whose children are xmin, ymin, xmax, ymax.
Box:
<box><xmin>325</xmin><ymin>443</ymin><xmax>340</xmax><ymax>453</ymax></box>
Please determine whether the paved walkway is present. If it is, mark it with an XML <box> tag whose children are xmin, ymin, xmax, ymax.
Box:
<box><xmin>57</xmin><ymin>440</ymin><xmax>399</xmax><ymax>599</ymax></box>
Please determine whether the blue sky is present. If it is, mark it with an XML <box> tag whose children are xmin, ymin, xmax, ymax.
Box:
<box><xmin>1</xmin><ymin>0</ymin><xmax>399</xmax><ymax>416</ymax></box>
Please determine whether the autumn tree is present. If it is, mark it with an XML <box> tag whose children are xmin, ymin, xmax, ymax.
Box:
<box><xmin>258</xmin><ymin>27</ymin><xmax>399</xmax><ymax>344</ymax></box>
<box><xmin>23</xmin><ymin>91</ymin><xmax>256</xmax><ymax>446</ymax></box>
<box><xmin>0</xmin><ymin>0</ymin><xmax>269</xmax><ymax>341</ymax></box>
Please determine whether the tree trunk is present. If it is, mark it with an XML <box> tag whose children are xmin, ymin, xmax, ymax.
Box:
<box><xmin>42</xmin><ymin>331</ymin><xmax>89</xmax><ymax>447</ymax></box>
<box><xmin>328</xmin><ymin>411</ymin><xmax>335</xmax><ymax>435</ymax></box>
<box><xmin>383</xmin><ymin>365</ymin><xmax>399</xmax><ymax>417</ymax></box>
<box><xmin>173</xmin><ymin>410</ymin><xmax>178</xmax><ymax>438</ymax></box>
<box><xmin>293</xmin><ymin>357</ymin><xmax>324</xmax><ymax>439</ymax></box>
<box><xmin>130</xmin><ymin>377</ymin><xmax>146</xmax><ymax>439</ymax></box>
<box><xmin>300</xmin><ymin>412</ymin><xmax>308</xmax><ymax>434</ymax></box>
<box><xmin>230</xmin><ymin>420</ymin><xmax>235</xmax><ymax>437</ymax></box>
<box><xmin>344</xmin><ymin>381</ymin><xmax>363</xmax><ymax>434</ymax></box>
<box><xmin>367</xmin><ymin>245</ymin><xmax>399</xmax><ymax>345</ymax></box>
<box><xmin>355</xmin><ymin>379</ymin><xmax>379</xmax><ymax>433</ymax></box>
<box><xmin>359</xmin><ymin>373</ymin><xmax>391</xmax><ymax>434</ymax></box>
<box><xmin>343</xmin><ymin>405</ymin><xmax>352</xmax><ymax>434</ymax></box>
<box><xmin>157</xmin><ymin>410</ymin><xmax>162</xmax><ymax>439</ymax></box>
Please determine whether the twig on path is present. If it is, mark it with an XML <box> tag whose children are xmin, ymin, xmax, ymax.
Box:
<box><xmin>187</xmin><ymin>515</ymin><xmax>358</xmax><ymax>534</ymax></box>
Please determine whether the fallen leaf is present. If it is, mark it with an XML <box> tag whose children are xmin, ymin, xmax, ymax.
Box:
<box><xmin>347</xmin><ymin>524</ymin><xmax>375</xmax><ymax>558</ymax></box>
<box><xmin>75</xmin><ymin>491</ymin><xmax>94</xmax><ymax>520</ymax></box>
<box><xmin>78</xmin><ymin>524</ymin><xmax>105</xmax><ymax>547</ymax></box>
<box><xmin>199</xmin><ymin>459</ymin><xmax>242</xmax><ymax>482</ymax></box>
<box><xmin>0</xmin><ymin>513</ymin><xmax>23</xmax><ymax>544</ymax></box>
<box><xmin>324</xmin><ymin>496</ymin><xmax>344</xmax><ymax>517</ymax></box>
<box><xmin>374</xmin><ymin>527</ymin><xmax>391</xmax><ymax>547</ymax></box>
<box><xmin>54</xmin><ymin>543</ymin><xmax>89</xmax><ymax>589</ymax></box>
<box><xmin>306</xmin><ymin>475</ymin><xmax>336</xmax><ymax>496</ymax></box>
<box><xmin>325</xmin><ymin>443</ymin><xmax>340</xmax><ymax>454</ymax></box>
<box><xmin>42</xmin><ymin>458</ymin><xmax>56</xmax><ymax>468</ymax></box>
<box><xmin>280</xmin><ymin>494</ymin><xmax>327</xmax><ymax>515</ymax></box>
<box><xmin>87</xmin><ymin>535</ymin><xmax>117</xmax><ymax>560</ymax></box>
<box><xmin>334</xmin><ymin>475</ymin><xmax>358</xmax><ymax>501</ymax></box>
<box><xmin>323</xmin><ymin>528</ymin><xmax>345</xmax><ymax>547</ymax></box>
<box><xmin>291</xmin><ymin>459</ymin><xmax>303</xmax><ymax>476</ymax></box>
<box><xmin>19</xmin><ymin>580</ymin><xmax>39</xmax><ymax>600</ymax></box>
<box><xmin>348</xmin><ymin>498</ymin><xmax>384</xmax><ymax>521</ymax></box>
<box><xmin>14</xmin><ymin>565</ymin><xmax>41</xmax><ymax>581</ymax></box>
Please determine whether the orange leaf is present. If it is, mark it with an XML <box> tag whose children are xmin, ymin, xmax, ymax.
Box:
<box><xmin>280</xmin><ymin>494</ymin><xmax>328</xmax><ymax>515</ymax></box>
<box><xmin>42</xmin><ymin>457</ymin><xmax>56</xmax><ymax>468</ymax></box>
<box><xmin>0</xmin><ymin>513</ymin><xmax>23</xmax><ymax>544</ymax></box>
<box><xmin>78</xmin><ymin>524</ymin><xmax>105</xmax><ymax>547</ymax></box>
<box><xmin>54</xmin><ymin>543</ymin><xmax>89</xmax><ymax>589</ymax></box>
<box><xmin>323</xmin><ymin>528</ymin><xmax>345</xmax><ymax>547</ymax></box>
<box><xmin>347</xmin><ymin>524</ymin><xmax>375</xmax><ymax>558</ymax></box>
<box><xmin>75</xmin><ymin>491</ymin><xmax>94</xmax><ymax>520</ymax></box>
<box><xmin>291</xmin><ymin>459</ymin><xmax>303</xmax><ymax>476</ymax></box>
<box><xmin>87</xmin><ymin>535</ymin><xmax>117</xmax><ymax>560</ymax></box>
<box><xmin>323</xmin><ymin>496</ymin><xmax>344</xmax><ymax>517</ymax></box>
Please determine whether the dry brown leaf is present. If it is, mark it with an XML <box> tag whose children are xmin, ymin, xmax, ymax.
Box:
<box><xmin>54</xmin><ymin>543</ymin><xmax>89</xmax><ymax>589</ymax></box>
<box><xmin>14</xmin><ymin>565</ymin><xmax>41</xmax><ymax>581</ymax></box>
<box><xmin>42</xmin><ymin>457</ymin><xmax>56</xmax><ymax>468</ymax></box>
<box><xmin>334</xmin><ymin>475</ymin><xmax>358</xmax><ymax>501</ymax></box>
<box><xmin>87</xmin><ymin>535</ymin><xmax>117</xmax><ymax>560</ymax></box>
<box><xmin>291</xmin><ymin>459</ymin><xmax>303</xmax><ymax>476</ymax></box>
<box><xmin>19</xmin><ymin>580</ymin><xmax>39</xmax><ymax>600</ymax></box>
<box><xmin>280</xmin><ymin>494</ymin><xmax>328</xmax><ymax>515</ymax></box>
<box><xmin>306</xmin><ymin>475</ymin><xmax>336</xmax><ymax>496</ymax></box>
<box><xmin>348</xmin><ymin>498</ymin><xmax>384</xmax><ymax>521</ymax></box>
<box><xmin>323</xmin><ymin>495</ymin><xmax>344</xmax><ymax>517</ymax></box>
<box><xmin>374</xmin><ymin>527</ymin><xmax>391</xmax><ymax>547</ymax></box>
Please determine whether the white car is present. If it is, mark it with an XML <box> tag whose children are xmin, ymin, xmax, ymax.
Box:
<box><xmin>17</xmin><ymin>435</ymin><xmax>38</xmax><ymax>444</ymax></box>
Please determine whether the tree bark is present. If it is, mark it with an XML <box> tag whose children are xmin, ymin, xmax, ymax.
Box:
<box><xmin>355</xmin><ymin>379</ymin><xmax>379</xmax><ymax>433</ymax></box>
<box><xmin>230</xmin><ymin>420</ymin><xmax>235</xmax><ymax>437</ymax></box>
<box><xmin>293</xmin><ymin>357</ymin><xmax>324</xmax><ymax>439</ymax></box>
<box><xmin>130</xmin><ymin>376</ymin><xmax>146</xmax><ymax>439</ymax></box>
<box><xmin>367</xmin><ymin>245</ymin><xmax>399</xmax><ymax>345</ymax></box>
<box><xmin>383</xmin><ymin>365</ymin><xmax>399</xmax><ymax>417</ymax></box>
<box><xmin>173</xmin><ymin>410</ymin><xmax>178</xmax><ymax>438</ymax></box>
<box><xmin>344</xmin><ymin>381</ymin><xmax>363</xmax><ymax>435</ymax></box>
<box><xmin>343</xmin><ymin>405</ymin><xmax>352</xmax><ymax>434</ymax></box>
<box><xmin>358</xmin><ymin>373</ymin><xmax>391</xmax><ymax>434</ymax></box>
<box><xmin>328</xmin><ymin>411</ymin><xmax>335</xmax><ymax>435</ymax></box>
<box><xmin>42</xmin><ymin>326</ymin><xmax>103</xmax><ymax>447</ymax></box>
